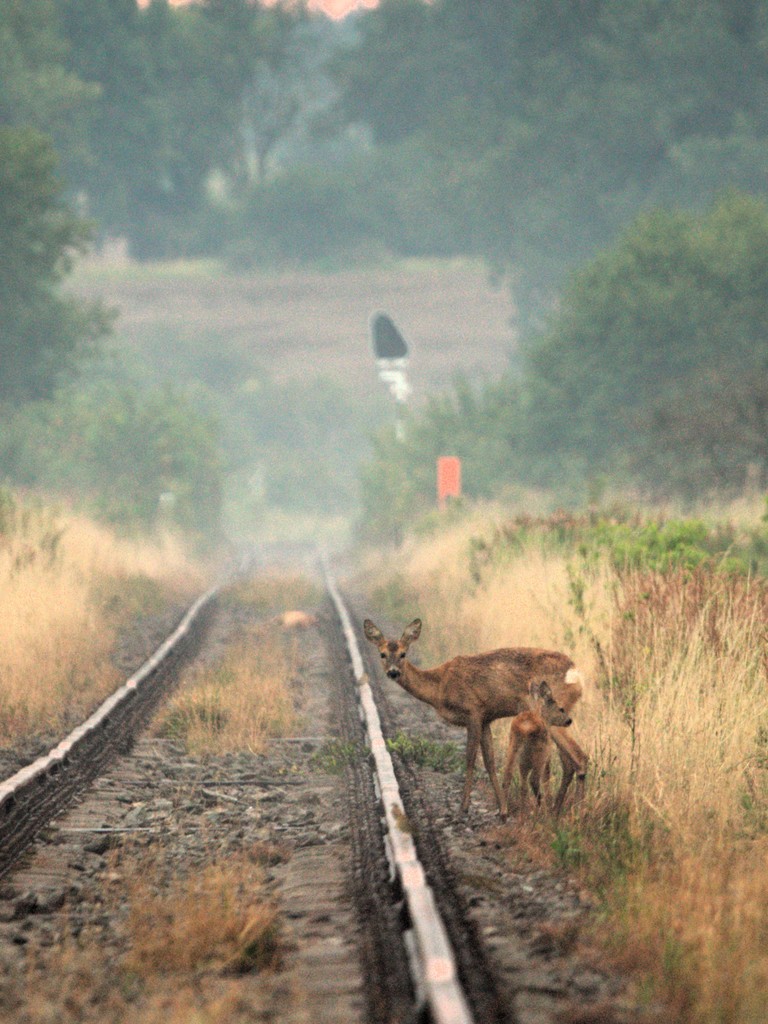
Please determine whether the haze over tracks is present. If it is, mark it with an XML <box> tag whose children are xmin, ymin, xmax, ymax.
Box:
<box><xmin>71</xmin><ymin>260</ymin><xmax>517</xmax><ymax>400</ymax></box>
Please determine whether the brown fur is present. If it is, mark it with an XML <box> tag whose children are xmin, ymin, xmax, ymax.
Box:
<box><xmin>363</xmin><ymin>618</ymin><xmax>588</xmax><ymax>819</ymax></box>
<box><xmin>503</xmin><ymin>680</ymin><xmax>574</xmax><ymax>811</ymax></box>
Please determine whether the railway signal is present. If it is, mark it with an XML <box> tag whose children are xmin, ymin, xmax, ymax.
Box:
<box><xmin>370</xmin><ymin>311</ymin><xmax>411</xmax><ymax>440</ymax></box>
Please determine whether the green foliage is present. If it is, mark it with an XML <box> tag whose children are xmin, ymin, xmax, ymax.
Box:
<box><xmin>0</xmin><ymin>0</ymin><xmax>96</xmax><ymax>136</ymax></box>
<box><xmin>358</xmin><ymin>375</ymin><xmax>521</xmax><ymax>540</ymax></box>
<box><xmin>386</xmin><ymin>732</ymin><xmax>463</xmax><ymax>773</ymax></box>
<box><xmin>0</xmin><ymin>126</ymin><xmax>112</xmax><ymax>401</ymax></box>
<box><xmin>360</xmin><ymin>194</ymin><xmax>768</xmax><ymax>511</ymax></box>
<box><xmin>225</xmin><ymin>372</ymin><xmax>372</xmax><ymax>517</ymax></box>
<box><xmin>551</xmin><ymin>825</ymin><xmax>587</xmax><ymax>872</ymax></box>
<box><xmin>464</xmin><ymin>509</ymin><xmax>765</xmax><ymax>585</ymax></box>
<box><xmin>333</xmin><ymin>0</ymin><xmax>768</xmax><ymax>326</ymax></box>
<box><xmin>553</xmin><ymin>803</ymin><xmax>650</xmax><ymax>893</ymax></box>
<box><xmin>588</xmin><ymin>519</ymin><xmax>726</xmax><ymax>573</ymax></box>
<box><xmin>310</xmin><ymin>739</ymin><xmax>364</xmax><ymax>774</ymax></box>
<box><xmin>3</xmin><ymin>383</ymin><xmax>223</xmax><ymax>537</ymax></box>
<box><xmin>9</xmin><ymin>0</ymin><xmax>768</xmax><ymax>301</ymax></box>
<box><xmin>229</xmin><ymin>164</ymin><xmax>371</xmax><ymax>266</ymax></box>
<box><xmin>521</xmin><ymin>193</ymin><xmax>768</xmax><ymax>496</ymax></box>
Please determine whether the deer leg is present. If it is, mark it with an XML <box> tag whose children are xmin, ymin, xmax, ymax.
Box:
<box><xmin>540</xmin><ymin>750</ymin><xmax>554</xmax><ymax>809</ymax></box>
<box><xmin>461</xmin><ymin>721</ymin><xmax>481</xmax><ymax>814</ymax></box>
<box><xmin>479</xmin><ymin>723</ymin><xmax>506</xmax><ymax>819</ymax></box>
<box><xmin>553</xmin><ymin>758</ymin><xmax>574</xmax><ymax>815</ymax></box>
<box><xmin>527</xmin><ymin>753</ymin><xmax>543</xmax><ymax>806</ymax></box>
<box><xmin>502</xmin><ymin>725</ymin><xmax>523</xmax><ymax>817</ymax></box>
<box><xmin>520</xmin><ymin>743</ymin><xmax>547</xmax><ymax>811</ymax></box>
<box><xmin>549</xmin><ymin>726</ymin><xmax>588</xmax><ymax>815</ymax></box>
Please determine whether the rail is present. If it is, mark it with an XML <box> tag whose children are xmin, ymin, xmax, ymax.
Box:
<box><xmin>323</xmin><ymin>562</ymin><xmax>475</xmax><ymax>1024</ymax></box>
<box><xmin>0</xmin><ymin>583</ymin><xmax>220</xmax><ymax>875</ymax></box>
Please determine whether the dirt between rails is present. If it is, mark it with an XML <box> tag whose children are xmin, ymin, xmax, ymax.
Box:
<box><xmin>0</xmin><ymin>579</ymin><xmax>660</xmax><ymax>1024</ymax></box>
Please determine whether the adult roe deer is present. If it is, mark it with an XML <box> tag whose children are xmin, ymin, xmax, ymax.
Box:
<box><xmin>363</xmin><ymin>617</ymin><xmax>588</xmax><ymax>819</ymax></box>
<box><xmin>503</xmin><ymin>680</ymin><xmax>585</xmax><ymax>813</ymax></box>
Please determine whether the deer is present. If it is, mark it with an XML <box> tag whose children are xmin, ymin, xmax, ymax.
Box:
<box><xmin>503</xmin><ymin>680</ymin><xmax>583</xmax><ymax>813</ymax></box>
<box><xmin>363</xmin><ymin>617</ymin><xmax>588</xmax><ymax>820</ymax></box>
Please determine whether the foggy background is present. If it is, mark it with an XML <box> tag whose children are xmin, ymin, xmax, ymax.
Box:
<box><xmin>3</xmin><ymin>0</ymin><xmax>768</xmax><ymax>543</ymax></box>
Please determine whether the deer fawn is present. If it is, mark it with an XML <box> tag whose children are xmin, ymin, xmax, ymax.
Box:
<box><xmin>503</xmin><ymin>680</ymin><xmax>578</xmax><ymax>812</ymax></box>
<box><xmin>363</xmin><ymin>617</ymin><xmax>588</xmax><ymax>820</ymax></box>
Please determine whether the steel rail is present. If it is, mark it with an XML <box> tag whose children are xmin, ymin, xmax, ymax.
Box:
<box><xmin>323</xmin><ymin>562</ymin><xmax>475</xmax><ymax>1024</ymax></box>
<box><xmin>0</xmin><ymin>583</ymin><xmax>220</xmax><ymax>873</ymax></box>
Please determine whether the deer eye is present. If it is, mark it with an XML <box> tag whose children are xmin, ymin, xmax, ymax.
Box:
<box><xmin>380</xmin><ymin>652</ymin><xmax>386</xmax><ymax>659</ymax></box>
<box><xmin>399</xmin><ymin>652</ymin><xmax>406</xmax><ymax>659</ymax></box>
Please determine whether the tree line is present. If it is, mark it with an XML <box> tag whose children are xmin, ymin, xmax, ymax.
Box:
<box><xmin>4</xmin><ymin>0</ymin><xmax>768</xmax><ymax>531</ymax></box>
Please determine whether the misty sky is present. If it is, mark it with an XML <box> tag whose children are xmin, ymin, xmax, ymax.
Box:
<box><xmin>138</xmin><ymin>0</ymin><xmax>379</xmax><ymax>19</ymax></box>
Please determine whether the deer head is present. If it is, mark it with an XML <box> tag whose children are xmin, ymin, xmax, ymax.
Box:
<box><xmin>363</xmin><ymin>618</ymin><xmax>422</xmax><ymax>680</ymax></box>
<box><xmin>530</xmin><ymin>680</ymin><xmax>572</xmax><ymax>727</ymax></box>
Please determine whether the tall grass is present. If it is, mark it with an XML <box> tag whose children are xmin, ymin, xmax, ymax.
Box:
<box><xmin>157</xmin><ymin>628</ymin><xmax>297</xmax><ymax>754</ymax></box>
<box><xmin>359</xmin><ymin>507</ymin><xmax>768</xmax><ymax>1022</ymax></box>
<box><xmin>0</xmin><ymin>491</ymin><xmax>205</xmax><ymax>747</ymax></box>
<box><xmin>595</xmin><ymin>569</ymin><xmax>768</xmax><ymax>835</ymax></box>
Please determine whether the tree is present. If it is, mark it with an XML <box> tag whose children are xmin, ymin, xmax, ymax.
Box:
<box><xmin>6</xmin><ymin>381</ymin><xmax>223</xmax><ymax>536</ymax></box>
<box><xmin>0</xmin><ymin>127</ymin><xmax>111</xmax><ymax>402</ymax></box>
<box><xmin>521</xmin><ymin>192</ymin><xmax>768</xmax><ymax>495</ymax></box>
<box><xmin>358</xmin><ymin>192</ymin><xmax>768</xmax><ymax>513</ymax></box>
<box><xmin>332</xmin><ymin>0</ymin><xmax>768</xmax><ymax>325</ymax></box>
<box><xmin>0</xmin><ymin>0</ymin><xmax>96</xmax><ymax>136</ymax></box>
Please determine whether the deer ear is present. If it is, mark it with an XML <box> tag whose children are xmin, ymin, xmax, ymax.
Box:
<box><xmin>537</xmin><ymin>680</ymin><xmax>554</xmax><ymax>701</ymax></box>
<box><xmin>401</xmin><ymin>618</ymin><xmax>422</xmax><ymax>645</ymax></box>
<box><xmin>363</xmin><ymin>619</ymin><xmax>384</xmax><ymax>645</ymax></box>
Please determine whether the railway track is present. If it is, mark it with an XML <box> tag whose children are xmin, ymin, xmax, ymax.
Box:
<box><xmin>0</xmin><ymin>584</ymin><xmax>220</xmax><ymax>881</ymax></box>
<box><xmin>0</xmin><ymin>561</ymin><xmax>646</xmax><ymax>1024</ymax></box>
<box><xmin>324</xmin><ymin>564</ymin><xmax>509</xmax><ymax>1024</ymax></box>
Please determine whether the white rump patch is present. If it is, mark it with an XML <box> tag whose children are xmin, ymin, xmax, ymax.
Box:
<box><xmin>564</xmin><ymin>667</ymin><xmax>584</xmax><ymax>700</ymax></box>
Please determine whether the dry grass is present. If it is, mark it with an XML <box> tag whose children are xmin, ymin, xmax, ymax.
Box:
<box><xmin>10</xmin><ymin>846</ymin><xmax>286</xmax><ymax>1024</ymax></box>
<box><xmin>359</xmin><ymin>505</ymin><xmax>768</xmax><ymax>1023</ymax></box>
<box><xmin>0</xmin><ymin>494</ymin><xmax>206</xmax><ymax>747</ymax></box>
<box><xmin>594</xmin><ymin>568</ymin><xmax>768</xmax><ymax>835</ymax></box>
<box><xmin>124</xmin><ymin>851</ymin><xmax>282</xmax><ymax>977</ymax></box>
<box><xmin>157</xmin><ymin>628</ymin><xmax>297</xmax><ymax>754</ymax></box>
<box><xmin>155</xmin><ymin>574</ymin><xmax>319</xmax><ymax>754</ymax></box>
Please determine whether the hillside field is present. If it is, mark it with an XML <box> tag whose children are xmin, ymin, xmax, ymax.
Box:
<box><xmin>71</xmin><ymin>257</ymin><xmax>517</xmax><ymax>405</ymax></box>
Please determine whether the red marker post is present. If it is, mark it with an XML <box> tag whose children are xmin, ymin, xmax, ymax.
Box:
<box><xmin>437</xmin><ymin>456</ymin><xmax>462</xmax><ymax>510</ymax></box>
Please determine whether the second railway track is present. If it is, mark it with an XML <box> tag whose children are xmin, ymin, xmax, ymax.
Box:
<box><xmin>0</xmin><ymin>559</ymin><xmax>652</xmax><ymax>1024</ymax></box>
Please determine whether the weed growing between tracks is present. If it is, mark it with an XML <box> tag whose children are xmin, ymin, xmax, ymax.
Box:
<box><xmin>154</xmin><ymin>574</ymin><xmax>319</xmax><ymax>754</ymax></box>
<box><xmin>0</xmin><ymin>490</ymin><xmax>205</xmax><ymax>749</ymax></box>
<box><xmin>124</xmin><ymin>849</ymin><xmax>283</xmax><ymax>977</ymax></box>
<box><xmin>357</xmin><ymin>503</ymin><xmax>768</xmax><ymax>1023</ymax></box>
<box><xmin>157</xmin><ymin>631</ymin><xmax>296</xmax><ymax>754</ymax></box>
<box><xmin>386</xmin><ymin>732</ymin><xmax>464</xmax><ymax>773</ymax></box>
<box><xmin>16</xmin><ymin>846</ymin><xmax>285</xmax><ymax>1024</ymax></box>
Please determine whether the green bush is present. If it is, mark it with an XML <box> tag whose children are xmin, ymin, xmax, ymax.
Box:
<box><xmin>227</xmin><ymin>166</ymin><xmax>372</xmax><ymax>266</ymax></box>
<box><xmin>463</xmin><ymin>509</ymin><xmax>765</xmax><ymax>584</ymax></box>
<box><xmin>3</xmin><ymin>383</ymin><xmax>223</xmax><ymax>537</ymax></box>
